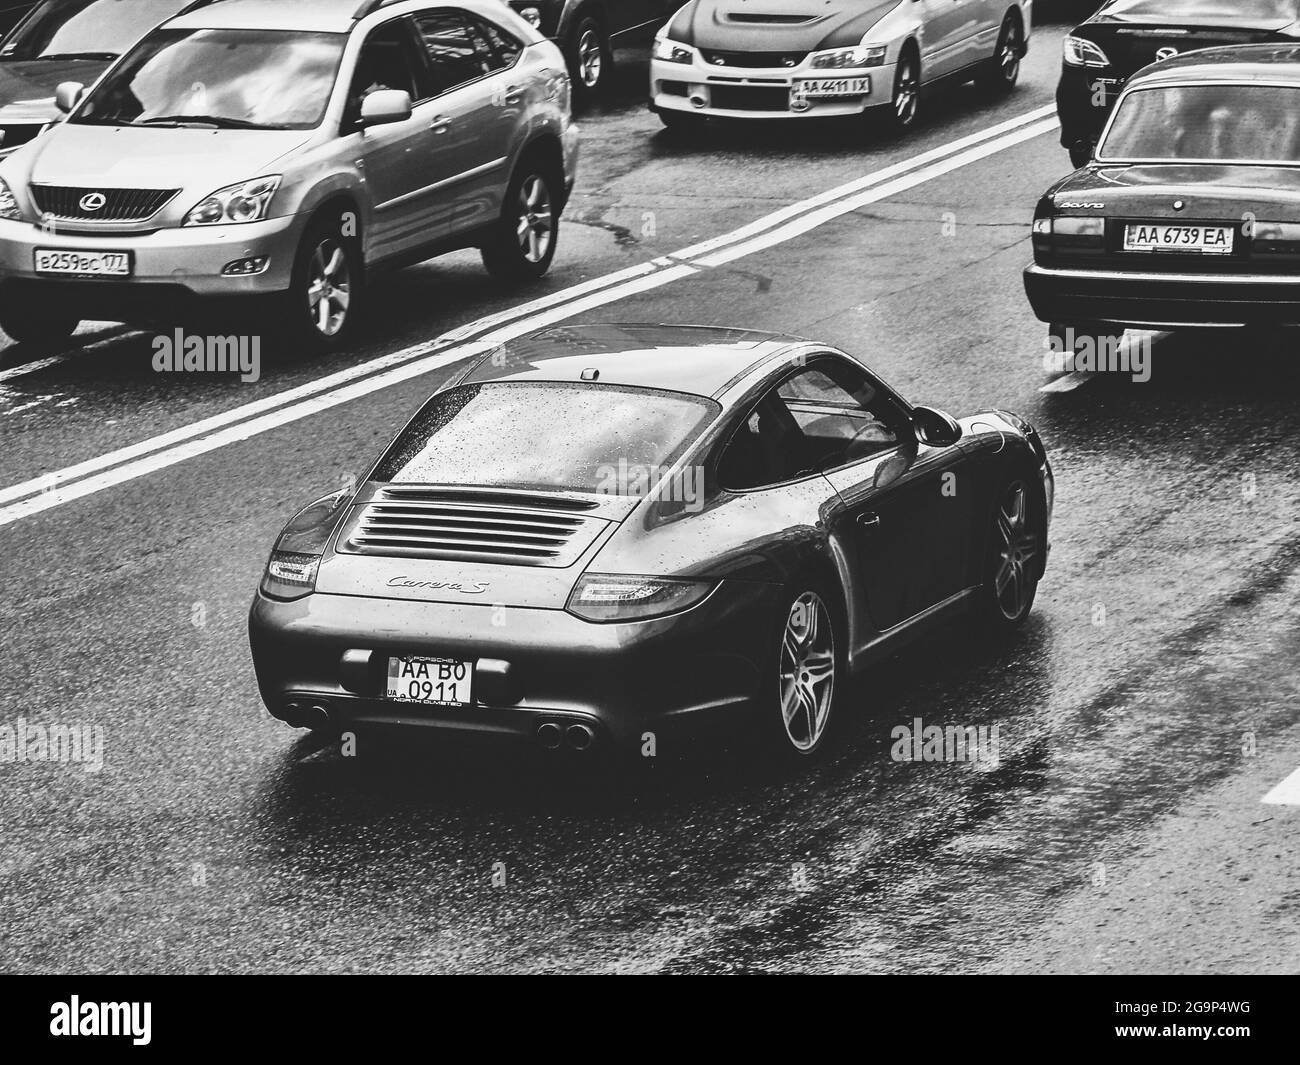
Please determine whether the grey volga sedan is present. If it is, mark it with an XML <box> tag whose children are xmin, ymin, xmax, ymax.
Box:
<box><xmin>248</xmin><ymin>325</ymin><xmax>1053</xmax><ymax>760</ymax></box>
<box><xmin>0</xmin><ymin>0</ymin><xmax>577</xmax><ymax>350</ymax></box>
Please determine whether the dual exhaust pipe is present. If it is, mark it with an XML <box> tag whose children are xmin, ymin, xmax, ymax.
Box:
<box><xmin>281</xmin><ymin>699</ymin><xmax>333</xmax><ymax>730</ymax></box>
<box><xmin>536</xmin><ymin>721</ymin><xmax>594</xmax><ymax>752</ymax></box>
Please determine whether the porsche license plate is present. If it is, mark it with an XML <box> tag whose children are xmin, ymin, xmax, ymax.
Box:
<box><xmin>792</xmin><ymin>76</ymin><xmax>870</xmax><ymax>100</ymax></box>
<box><xmin>1123</xmin><ymin>223</ymin><xmax>1233</xmax><ymax>255</ymax></box>
<box><xmin>386</xmin><ymin>655</ymin><xmax>473</xmax><ymax>707</ymax></box>
<box><xmin>34</xmin><ymin>248</ymin><xmax>132</xmax><ymax>275</ymax></box>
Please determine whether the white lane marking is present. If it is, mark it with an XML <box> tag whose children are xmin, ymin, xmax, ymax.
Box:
<box><xmin>1262</xmin><ymin>766</ymin><xmax>1300</xmax><ymax>806</ymax></box>
<box><xmin>1039</xmin><ymin>371</ymin><xmax>1097</xmax><ymax>393</ymax></box>
<box><xmin>0</xmin><ymin>109</ymin><xmax>1060</xmax><ymax>528</ymax></box>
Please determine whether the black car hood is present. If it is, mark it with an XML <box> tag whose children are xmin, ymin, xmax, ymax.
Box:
<box><xmin>668</xmin><ymin>0</ymin><xmax>902</xmax><ymax>52</ymax></box>
<box><xmin>1092</xmin><ymin>0</ymin><xmax>1297</xmax><ymax>33</ymax></box>
<box><xmin>0</xmin><ymin>58</ymin><xmax>109</xmax><ymax>122</ymax></box>
<box><xmin>1052</xmin><ymin>163</ymin><xmax>1300</xmax><ymax>214</ymax></box>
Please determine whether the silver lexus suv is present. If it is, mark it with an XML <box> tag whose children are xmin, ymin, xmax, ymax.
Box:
<box><xmin>0</xmin><ymin>0</ymin><xmax>578</xmax><ymax>350</ymax></box>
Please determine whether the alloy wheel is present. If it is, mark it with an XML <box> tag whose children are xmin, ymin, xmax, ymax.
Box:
<box><xmin>577</xmin><ymin>28</ymin><xmax>603</xmax><ymax>88</ymax></box>
<box><xmin>994</xmin><ymin>481</ymin><xmax>1038</xmax><ymax>621</ymax></box>
<box><xmin>778</xmin><ymin>591</ymin><xmax>835</xmax><ymax>752</ymax></box>
<box><xmin>998</xmin><ymin>22</ymin><xmax>1021</xmax><ymax>84</ymax></box>
<box><xmin>515</xmin><ymin>175</ymin><xmax>554</xmax><ymax>264</ymax></box>
<box><xmin>306</xmin><ymin>238</ymin><xmax>351</xmax><ymax>337</ymax></box>
<box><xmin>894</xmin><ymin>57</ymin><xmax>919</xmax><ymax>126</ymax></box>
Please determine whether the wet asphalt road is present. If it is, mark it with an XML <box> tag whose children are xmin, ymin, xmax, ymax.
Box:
<box><xmin>2</xmin><ymin>19</ymin><xmax>1300</xmax><ymax>974</ymax></box>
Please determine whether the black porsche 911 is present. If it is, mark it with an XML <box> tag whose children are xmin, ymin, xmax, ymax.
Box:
<box><xmin>248</xmin><ymin>325</ymin><xmax>1053</xmax><ymax>760</ymax></box>
<box><xmin>1056</xmin><ymin>0</ymin><xmax>1300</xmax><ymax>168</ymax></box>
<box><xmin>1028</xmin><ymin>45</ymin><xmax>1300</xmax><ymax>342</ymax></box>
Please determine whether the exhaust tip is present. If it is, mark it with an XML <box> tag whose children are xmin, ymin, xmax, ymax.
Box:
<box><xmin>566</xmin><ymin>723</ymin><xmax>595</xmax><ymax>751</ymax></box>
<box><xmin>536</xmin><ymin>722</ymin><xmax>563</xmax><ymax>750</ymax></box>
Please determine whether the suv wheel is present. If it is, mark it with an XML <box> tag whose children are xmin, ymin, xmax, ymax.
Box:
<box><xmin>481</xmin><ymin>163</ymin><xmax>559</xmax><ymax>282</ymax></box>
<box><xmin>0</xmin><ymin>301</ymin><xmax>80</xmax><ymax>347</ymax></box>
<box><xmin>567</xmin><ymin>15</ymin><xmax>610</xmax><ymax>102</ymax></box>
<box><xmin>286</xmin><ymin>213</ymin><xmax>361</xmax><ymax>353</ymax></box>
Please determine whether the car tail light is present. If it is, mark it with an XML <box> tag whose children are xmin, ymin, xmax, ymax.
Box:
<box><xmin>259</xmin><ymin>489</ymin><xmax>351</xmax><ymax>601</ymax></box>
<box><xmin>1063</xmin><ymin>35</ymin><xmax>1110</xmax><ymax>68</ymax></box>
<box><xmin>1033</xmin><ymin>216</ymin><xmax>1105</xmax><ymax>254</ymax></box>
<box><xmin>1252</xmin><ymin>221</ymin><xmax>1300</xmax><ymax>255</ymax></box>
<box><xmin>565</xmin><ymin>573</ymin><xmax>717</xmax><ymax>623</ymax></box>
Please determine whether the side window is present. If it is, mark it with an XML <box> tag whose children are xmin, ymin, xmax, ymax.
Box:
<box><xmin>412</xmin><ymin>11</ymin><xmax>496</xmax><ymax>92</ymax></box>
<box><xmin>718</xmin><ymin>361</ymin><xmax>904</xmax><ymax>491</ymax></box>
<box><xmin>346</xmin><ymin>19</ymin><xmax>432</xmax><ymax>121</ymax></box>
<box><xmin>475</xmin><ymin>15</ymin><xmax>524</xmax><ymax>69</ymax></box>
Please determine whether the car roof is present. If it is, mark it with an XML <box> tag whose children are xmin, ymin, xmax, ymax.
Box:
<box><xmin>460</xmin><ymin>324</ymin><xmax>803</xmax><ymax>398</ymax></box>
<box><xmin>1128</xmin><ymin>43</ymin><xmax>1300</xmax><ymax>87</ymax></box>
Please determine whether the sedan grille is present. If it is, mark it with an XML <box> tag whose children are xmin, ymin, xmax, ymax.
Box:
<box><xmin>29</xmin><ymin>185</ymin><xmax>179</xmax><ymax>222</ymax></box>
<box><xmin>340</xmin><ymin>487</ymin><xmax>608</xmax><ymax>567</ymax></box>
<box><xmin>700</xmin><ymin>49</ymin><xmax>806</xmax><ymax>68</ymax></box>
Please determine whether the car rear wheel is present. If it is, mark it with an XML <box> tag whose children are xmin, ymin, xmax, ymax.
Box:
<box><xmin>977</xmin><ymin>16</ymin><xmax>1021</xmax><ymax>93</ymax></box>
<box><xmin>0</xmin><ymin>301</ymin><xmax>80</xmax><ymax>347</ymax></box>
<box><xmin>885</xmin><ymin>49</ymin><xmax>920</xmax><ymax>133</ymax></box>
<box><xmin>286</xmin><ymin>213</ymin><xmax>361</xmax><ymax>353</ymax></box>
<box><xmin>481</xmin><ymin>163</ymin><xmax>559</xmax><ymax>282</ymax></box>
<box><xmin>566</xmin><ymin>15</ymin><xmax>610</xmax><ymax>103</ymax></box>
<box><xmin>764</xmin><ymin>585</ymin><xmax>842</xmax><ymax>759</ymax></box>
<box><xmin>974</xmin><ymin>478</ymin><xmax>1041</xmax><ymax>633</ymax></box>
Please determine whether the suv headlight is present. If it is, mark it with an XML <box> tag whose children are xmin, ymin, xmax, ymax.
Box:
<box><xmin>0</xmin><ymin>176</ymin><xmax>20</xmax><ymax>220</ymax></box>
<box><xmin>566</xmin><ymin>573</ymin><xmax>717</xmax><ymax>623</ymax></box>
<box><xmin>184</xmin><ymin>175</ymin><xmax>281</xmax><ymax>226</ymax></box>
<box><xmin>809</xmin><ymin>45</ymin><xmax>887</xmax><ymax>69</ymax></box>
<box><xmin>259</xmin><ymin>489</ymin><xmax>350</xmax><ymax>601</ymax></box>
<box><xmin>1063</xmin><ymin>35</ymin><xmax>1110</xmax><ymax>68</ymax></box>
<box><xmin>653</xmin><ymin>37</ymin><xmax>693</xmax><ymax>64</ymax></box>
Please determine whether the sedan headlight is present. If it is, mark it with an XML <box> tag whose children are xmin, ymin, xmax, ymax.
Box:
<box><xmin>566</xmin><ymin>573</ymin><xmax>717</xmax><ymax>623</ymax></box>
<box><xmin>1063</xmin><ymin>35</ymin><xmax>1110</xmax><ymax>68</ymax></box>
<box><xmin>184</xmin><ymin>175</ymin><xmax>281</xmax><ymax>226</ymax></box>
<box><xmin>809</xmin><ymin>45</ymin><xmax>887</xmax><ymax>69</ymax></box>
<box><xmin>259</xmin><ymin>489</ymin><xmax>350</xmax><ymax>601</ymax></box>
<box><xmin>653</xmin><ymin>37</ymin><xmax>693</xmax><ymax>64</ymax></box>
<box><xmin>0</xmin><ymin>176</ymin><xmax>20</xmax><ymax>221</ymax></box>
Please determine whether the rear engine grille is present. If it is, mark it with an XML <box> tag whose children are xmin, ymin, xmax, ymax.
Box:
<box><xmin>700</xmin><ymin>49</ymin><xmax>806</xmax><ymax>68</ymax></box>
<box><xmin>30</xmin><ymin>184</ymin><xmax>178</xmax><ymax>221</ymax></box>
<box><xmin>341</xmin><ymin>487</ymin><xmax>608</xmax><ymax>567</ymax></box>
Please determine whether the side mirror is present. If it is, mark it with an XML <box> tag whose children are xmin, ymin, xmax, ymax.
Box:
<box><xmin>359</xmin><ymin>88</ymin><xmax>412</xmax><ymax>128</ymax></box>
<box><xmin>912</xmin><ymin>405</ymin><xmax>962</xmax><ymax>448</ymax></box>
<box><xmin>54</xmin><ymin>81</ymin><xmax>85</xmax><ymax>114</ymax></box>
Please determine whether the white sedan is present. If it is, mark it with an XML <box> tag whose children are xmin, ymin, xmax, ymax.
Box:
<box><xmin>650</xmin><ymin>0</ymin><xmax>1033</xmax><ymax>131</ymax></box>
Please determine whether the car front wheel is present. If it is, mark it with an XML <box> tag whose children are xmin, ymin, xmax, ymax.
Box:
<box><xmin>886</xmin><ymin>50</ymin><xmax>921</xmax><ymax>133</ymax></box>
<box><xmin>567</xmin><ymin>15</ymin><xmax>610</xmax><ymax>102</ymax></box>
<box><xmin>974</xmin><ymin>478</ymin><xmax>1042</xmax><ymax>633</ymax></box>
<box><xmin>481</xmin><ymin>165</ymin><xmax>559</xmax><ymax>282</ymax></box>
<box><xmin>0</xmin><ymin>300</ymin><xmax>80</xmax><ymax>347</ymax></box>
<box><xmin>286</xmin><ymin>214</ymin><xmax>361</xmax><ymax>353</ymax></box>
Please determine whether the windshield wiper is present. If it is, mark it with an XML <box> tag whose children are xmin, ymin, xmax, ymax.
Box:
<box><xmin>137</xmin><ymin>114</ymin><xmax>273</xmax><ymax>129</ymax></box>
<box><xmin>30</xmin><ymin>52</ymin><xmax>118</xmax><ymax>61</ymax></box>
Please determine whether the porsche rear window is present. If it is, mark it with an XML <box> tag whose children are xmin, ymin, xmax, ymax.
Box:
<box><xmin>372</xmin><ymin>382</ymin><xmax>719</xmax><ymax>493</ymax></box>
<box><xmin>1099</xmin><ymin>84</ymin><xmax>1300</xmax><ymax>162</ymax></box>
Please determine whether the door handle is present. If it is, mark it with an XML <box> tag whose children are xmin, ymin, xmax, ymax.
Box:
<box><xmin>504</xmin><ymin>85</ymin><xmax>524</xmax><ymax>103</ymax></box>
<box><xmin>430</xmin><ymin>115</ymin><xmax>450</xmax><ymax>133</ymax></box>
<box><xmin>856</xmin><ymin>512</ymin><xmax>882</xmax><ymax>531</ymax></box>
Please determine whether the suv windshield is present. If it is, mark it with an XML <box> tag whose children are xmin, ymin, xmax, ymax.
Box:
<box><xmin>1100</xmin><ymin>84</ymin><xmax>1300</xmax><ymax>163</ymax></box>
<box><xmin>0</xmin><ymin>0</ymin><xmax>188</xmax><ymax>61</ymax></box>
<box><xmin>73</xmin><ymin>27</ymin><xmax>346</xmax><ymax>130</ymax></box>
<box><xmin>373</xmin><ymin>383</ymin><xmax>720</xmax><ymax>494</ymax></box>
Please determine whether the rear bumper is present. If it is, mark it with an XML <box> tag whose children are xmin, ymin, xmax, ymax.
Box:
<box><xmin>248</xmin><ymin>579</ymin><xmax>782</xmax><ymax>751</ymax></box>
<box><xmin>1024</xmin><ymin>262</ymin><xmax>1300</xmax><ymax>328</ymax></box>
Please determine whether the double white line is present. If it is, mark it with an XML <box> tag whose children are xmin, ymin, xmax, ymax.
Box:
<box><xmin>0</xmin><ymin>104</ymin><xmax>1057</xmax><ymax>530</ymax></box>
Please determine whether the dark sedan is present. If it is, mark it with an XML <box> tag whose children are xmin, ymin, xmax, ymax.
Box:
<box><xmin>1027</xmin><ymin>45</ymin><xmax>1300</xmax><ymax>340</ymax></box>
<box><xmin>1056</xmin><ymin>0</ymin><xmax>1300</xmax><ymax>167</ymax></box>
<box><xmin>248</xmin><ymin>325</ymin><xmax>1053</xmax><ymax>760</ymax></box>
<box><xmin>0</xmin><ymin>0</ymin><xmax>211</xmax><ymax>157</ymax></box>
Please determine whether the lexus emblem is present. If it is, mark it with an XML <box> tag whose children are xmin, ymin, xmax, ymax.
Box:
<box><xmin>79</xmin><ymin>191</ymin><xmax>106</xmax><ymax>212</ymax></box>
<box><xmin>1155</xmin><ymin>47</ymin><xmax>1179</xmax><ymax>61</ymax></box>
